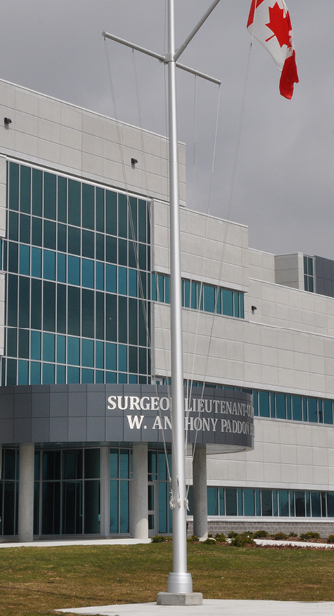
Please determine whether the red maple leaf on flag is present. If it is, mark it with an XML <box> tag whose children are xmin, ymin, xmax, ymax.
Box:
<box><xmin>266</xmin><ymin>2</ymin><xmax>292</xmax><ymax>48</ymax></box>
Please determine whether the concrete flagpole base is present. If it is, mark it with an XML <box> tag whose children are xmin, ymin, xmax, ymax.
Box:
<box><xmin>157</xmin><ymin>592</ymin><xmax>203</xmax><ymax>606</ymax></box>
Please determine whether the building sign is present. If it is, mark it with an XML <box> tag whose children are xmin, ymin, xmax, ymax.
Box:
<box><xmin>106</xmin><ymin>386</ymin><xmax>254</xmax><ymax>451</ymax></box>
<box><xmin>0</xmin><ymin>385</ymin><xmax>254</xmax><ymax>452</ymax></box>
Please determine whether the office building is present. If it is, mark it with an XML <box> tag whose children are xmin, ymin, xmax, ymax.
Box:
<box><xmin>0</xmin><ymin>78</ymin><xmax>333</xmax><ymax>542</ymax></box>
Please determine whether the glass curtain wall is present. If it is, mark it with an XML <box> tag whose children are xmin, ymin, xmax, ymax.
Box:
<box><xmin>3</xmin><ymin>162</ymin><xmax>151</xmax><ymax>386</ymax></box>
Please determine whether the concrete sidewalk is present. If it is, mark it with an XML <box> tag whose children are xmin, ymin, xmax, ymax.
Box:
<box><xmin>57</xmin><ymin>599</ymin><xmax>334</xmax><ymax>615</ymax></box>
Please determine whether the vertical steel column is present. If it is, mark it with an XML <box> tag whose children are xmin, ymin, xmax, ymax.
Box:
<box><xmin>166</xmin><ymin>0</ymin><xmax>193</xmax><ymax>594</ymax></box>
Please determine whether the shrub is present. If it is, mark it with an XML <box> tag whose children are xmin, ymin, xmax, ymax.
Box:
<box><xmin>227</xmin><ymin>531</ymin><xmax>238</xmax><ymax>539</ymax></box>
<box><xmin>289</xmin><ymin>532</ymin><xmax>298</xmax><ymax>538</ymax></box>
<box><xmin>151</xmin><ymin>535</ymin><xmax>170</xmax><ymax>543</ymax></box>
<box><xmin>273</xmin><ymin>532</ymin><xmax>288</xmax><ymax>540</ymax></box>
<box><xmin>187</xmin><ymin>535</ymin><xmax>199</xmax><ymax>543</ymax></box>
<box><xmin>327</xmin><ymin>535</ymin><xmax>334</xmax><ymax>544</ymax></box>
<box><xmin>253</xmin><ymin>530</ymin><xmax>269</xmax><ymax>538</ymax></box>
<box><xmin>231</xmin><ymin>533</ymin><xmax>255</xmax><ymax>547</ymax></box>
<box><xmin>214</xmin><ymin>533</ymin><xmax>227</xmax><ymax>543</ymax></box>
<box><xmin>202</xmin><ymin>537</ymin><xmax>216</xmax><ymax>545</ymax></box>
<box><xmin>300</xmin><ymin>531</ymin><xmax>320</xmax><ymax>541</ymax></box>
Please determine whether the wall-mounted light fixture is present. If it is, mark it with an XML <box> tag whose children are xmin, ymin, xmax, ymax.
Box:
<box><xmin>131</xmin><ymin>157</ymin><xmax>138</xmax><ymax>168</ymax></box>
<box><xmin>251</xmin><ymin>306</ymin><xmax>257</xmax><ymax>314</ymax></box>
<box><xmin>4</xmin><ymin>117</ymin><xmax>12</xmax><ymax>126</ymax></box>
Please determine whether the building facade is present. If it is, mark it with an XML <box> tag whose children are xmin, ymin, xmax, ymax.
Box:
<box><xmin>0</xmin><ymin>78</ymin><xmax>333</xmax><ymax>541</ymax></box>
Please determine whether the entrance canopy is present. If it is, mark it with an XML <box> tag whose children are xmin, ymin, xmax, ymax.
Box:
<box><xmin>0</xmin><ymin>385</ymin><xmax>254</xmax><ymax>453</ymax></box>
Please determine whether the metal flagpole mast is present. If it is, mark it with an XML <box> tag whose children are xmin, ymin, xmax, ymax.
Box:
<box><xmin>103</xmin><ymin>0</ymin><xmax>221</xmax><ymax>598</ymax></box>
<box><xmin>166</xmin><ymin>0</ymin><xmax>192</xmax><ymax>594</ymax></box>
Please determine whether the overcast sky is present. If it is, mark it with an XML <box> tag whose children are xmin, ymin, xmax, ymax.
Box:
<box><xmin>0</xmin><ymin>1</ymin><xmax>333</xmax><ymax>258</ymax></box>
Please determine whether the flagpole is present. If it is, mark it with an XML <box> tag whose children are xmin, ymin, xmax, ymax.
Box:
<box><xmin>165</xmin><ymin>0</ymin><xmax>192</xmax><ymax>595</ymax></box>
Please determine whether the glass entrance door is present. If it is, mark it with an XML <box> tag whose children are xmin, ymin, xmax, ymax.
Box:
<box><xmin>148</xmin><ymin>481</ymin><xmax>158</xmax><ymax>537</ymax></box>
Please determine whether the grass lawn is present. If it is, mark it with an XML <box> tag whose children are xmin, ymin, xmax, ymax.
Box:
<box><xmin>1</xmin><ymin>543</ymin><xmax>334</xmax><ymax>616</ymax></box>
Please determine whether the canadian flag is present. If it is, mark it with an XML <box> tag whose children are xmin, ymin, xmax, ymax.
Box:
<box><xmin>247</xmin><ymin>0</ymin><xmax>299</xmax><ymax>99</ymax></box>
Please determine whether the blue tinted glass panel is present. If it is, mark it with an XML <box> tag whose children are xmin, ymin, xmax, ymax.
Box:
<box><xmin>96</xmin><ymin>262</ymin><xmax>104</xmax><ymax>291</ymax></box>
<box><xmin>7</xmin><ymin>328</ymin><xmax>17</xmax><ymax>357</ymax></box>
<box><xmin>82</xmin><ymin>289</ymin><xmax>94</xmax><ymax>339</ymax></box>
<box><xmin>96</xmin><ymin>370</ymin><xmax>104</xmax><ymax>383</ymax></box>
<box><xmin>82</xmin><ymin>368</ymin><xmax>94</xmax><ymax>383</ymax></box>
<box><xmin>165</xmin><ymin>275</ymin><xmax>170</xmax><ymax>304</ymax></box>
<box><xmin>18</xmin><ymin>360</ymin><xmax>29</xmax><ymax>385</ymax></box>
<box><xmin>31</xmin><ymin>361</ymin><xmax>41</xmax><ymax>385</ymax></box>
<box><xmin>183</xmin><ymin>279</ymin><xmax>190</xmax><ymax>308</ymax></box>
<box><xmin>138</xmin><ymin>199</ymin><xmax>146</xmax><ymax>243</ymax></box>
<box><xmin>31</xmin><ymin>247</ymin><xmax>42</xmax><ymax>278</ymax></box>
<box><xmin>279</xmin><ymin>490</ymin><xmax>289</xmax><ymax>516</ymax></box>
<box><xmin>44</xmin><ymin>173</ymin><xmax>56</xmax><ymax>220</ymax></box>
<box><xmin>106</xmin><ymin>264</ymin><xmax>116</xmax><ymax>293</ymax></box>
<box><xmin>9</xmin><ymin>242</ymin><xmax>18</xmax><ymax>273</ymax></box>
<box><xmin>110</xmin><ymin>480</ymin><xmax>118</xmax><ymax>533</ymax></box>
<box><xmin>106</xmin><ymin>191</ymin><xmax>117</xmax><ymax>236</ymax></box>
<box><xmin>32</xmin><ymin>168</ymin><xmax>42</xmax><ymax>216</ymax></box>
<box><xmin>118</xmin><ymin>345</ymin><xmax>127</xmax><ymax>373</ymax></box>
<box><xmin>68</xmin><ymin>256</ymin><xmax>80</xmax><ymax>286</ymax></box>
<box><xmin>96</xmin><ymin>341</ymin><xmax>104</xmax><ymax>369</ymax></box>
<box><xmin>276</xmin><ymin>393</ymin><xmax>286</xmax><ymax>419</ymax></box>
<box><xmin>43</xmin><ymin>281</ymin><xmax>55</xmax><ymax>332</ymax></box>
<box><xmin>118</xmin><ymin>267</ymin><xmax>127</xmax><ymax>295</ymax></box>
<box><xmin>68</xmin><ymin>337</ymin><xmax>80</xmax><ymax>365</ymax></box>
<box><xmin>9</xmin><ymin>211</ymin><xmax>18</xmax><ymax>241</ymax></box>
<box><xmin>106</xmin><ymin>343</ymin><xmax>117</xmax><ymax>371</ymax></box>
<box><xmin>244</xmin><ymin>489</ymin><xmax>255</xmax><ymax>516</ymax></box>
<box><xmin>106</xmin><ymin>236</ymin><xmax>117</xmax><ymax>264</ymax></box>
<box><xmin>151</xmin><ymin>273</ymin><xmax>157</xmax><ymax>301</ymax></box>
<box><xmin>44</xmin><ymin>220</ymin><xmax>56</xmax><ymax>250</ymax></box>
<box><xmin>233</xmin><ymin>292</ymin><xmax>240</xmax><ymax>318</ymax></box>
<box><xmin>328</xmin><ymin>493</ymin><xmax>334</xmax><ymax>517</ymax></box>
<box><xmin>158</xmin><ymin>482</ymin><xmax>167</xmax><ymax>533</ymax></box>
<box><xmin>68</xmin><ymin>226</ymin><xmax>80</xmax><ymax>255</ymax></box>
<box><xmin>57</xmin><ymin>335</ymin><xmax>66</xmax><ymax>364</ymax></box>
<box><xmin>82</xmin><ymin>259</ymin><xmax>94</xmax><ymax>288</ymax></box>
<box><xmin>43</xmin><ymin>333</ymin><xmax>55</xmax><ymax>362</ymax></box>
<box><xmin>20</xmin><ymin>214</ymin><xmax>30</xmax><ymax>244</ymax></box>
<box><xmin>262</xmin><ymin>490</ymin><xmax>272</xmax><ymax>516</ymax></box>
<box><xmin>295</xmin><ymin>491</ymin><xmax>305</xmax><ymax>517</ymax></box>
<box><xmin>324</xmin><ymin>400</ymin><xmax>333</xmax><ymax>425</ymax></box>
<box><xmin>292</xmin><ymin>395</ymin><xmax>302</xmax><ymax>421</ymax></box>
<box><xmin>207</xmin><ymin>487</ymin><xmax>218</xmax><ymax>515</ymax></box>
<box><xmin>58</xmin><ymin>176</ymin><xmax>67</xmax><ymax>223</ymax></box>
<box><xmin>120</xmin><ymin>450</ymin><xmax>129</xmax><ymax>479</ymax></box>
<box><xmin>57</xmin><ymin>253</ymin><xmax>66</xmax><ymax>283</ymax></box>
<box><xmin>82</xmin><ymin>338</ymin><xmax>94</xmax><ymax>367</ymax></box>
<box><xmin>118</xmin><ymin>239</ymin><xmax>127</xmax><ymax>266</ymax></box>
<box><xmin>225</xmin><ymin>488</ymin><xmax>237</xmax><ymax>516</ymax></box>
<box><xmin>223</xmin><ymin>289</ymin><xmax>233</xmax><ymax>316</ymax></box>
<box><xmin>67</xmin><ymin>366</ymin><xmax>80</xmax><ymax>383</ymax></box>
<box><xmin>259</xmin><ymin>391</ymin><xmax>270</xmax><ymax>417</ymax></box>
<box><xmin>19</xmin><ymin>276</ymin><xmax>30</xmax><ymax>328</ymax></box>
<box><xmin>110</xmin><ymin>449</ymin><xmax>118</xmax><ymax>478</ymax></box>
<box><xmin>118</xmin><ymin>194</ymin><xmax>127</xmax><ymax>239</ymax></box>
<box><xmin>9</xmin><ymin>163</ymin><xmax>19</xmax><ymax>211</ymax></box>
<box><xmin>32</xmin><ymin>217</ymin><xmax>42</xmax><ymax>247</ymax></box>
<box><xmin>58</xmin><ymin>223</ymin><xmax>67</xmax><ymax>252</ymax></box>
<box><xmin>128</xmin><ymin>269</ymin><xmax>137</xmax><ymax>297</ymax></box>
<box><xmin>308</xmin><ymin>398</ymin><xmax>318</xmax><ymax>423</ymax></box>
<box><xmin>82</xmin><ymin>229</ymin><xmax>94</xmax><ymax>259</ymax></box>
<box><xmin>96</xmin><ymin>187</ymin><xmax>104</xmax><ymax>233</ymax></box>
<box><xmin>43</xmin><ymin>363</ymin><xmax>55</xmax><ymax>384</ymax></box>
<box><xmin>67</xmin><ymin>285</ymin><xmax>80</xmax><ymax>334</ymax></box>
<box><xmin>68</xmin><ymin>180</ymin><xmax>81</xmax><ymax>226</ymax></box>
<box><xmin>43</xmin><ymin>250</ymin><xmax>56</xmax><ymax>281</ymax></box>
<box><xmin>204</xmin><ymin>284</ymin><xmax>215</xmax><ymax>313</ymax></box>
<box><xmin>18</xmin><ymin>329</ymin><xmax>29</xmax><ymax>359</ymax></box>
<box><xmin>57</xmin><ymin>365</ymin><xmax>66</xmax><ymax>384</ymax></box>
<box><xmin>311</xmin><ymin>492</ymin><xmax>321</xmax><ymax>517</ymax></box>
<box><xmin>82</xmin><ymin>184</ymin><xmax>94</xmax><ymax>230</ymax></box>
<box><xmin>19</xmin><ymin>245</ymin><xmax>30</xmax><ymax>276</ymax></box>
<box><xmin>96</xmin><ymin>233</ymin><xmax>104</xmax><ymax>261</ymax></box>
<box><xmin>240</xmin><ymin>293</ymin><xmax>244</xmax><ymax>318</ymax></box>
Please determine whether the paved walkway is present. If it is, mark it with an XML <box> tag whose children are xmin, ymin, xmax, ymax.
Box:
<box><xmin>57</xmin><ymin>599</ymin><xmax>334</xmax><ymax>615</ymax></box>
